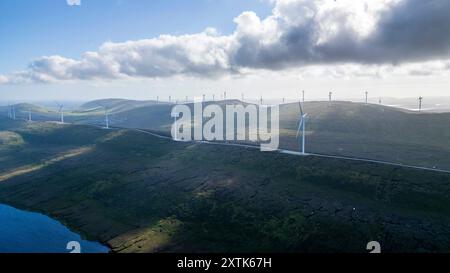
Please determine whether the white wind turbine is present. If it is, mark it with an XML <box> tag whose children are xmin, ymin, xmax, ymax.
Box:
<box><xmin>55</xmin><ymin>102</ymin><xmax>65</xmax><ymax>123</ymax></box>
<box><xmin>103</xmin><ymin>106</ymin><xmax>109</xmax><ymax>129</ymax></box>
<box><xmin>296</xmin><ymin>101</ymin><xmax>309</xmax><ymax>155</ymax></box>
<box><xmin>7</xmin><ymin>103</ymin><xmax>11</xmax><ymax>119</ymax></box>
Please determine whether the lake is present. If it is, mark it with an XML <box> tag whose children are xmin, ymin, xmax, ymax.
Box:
<box><xmin>0</xmin><ymin>204</ymin><xmax>109</xmax><ymax>253</ymax></box>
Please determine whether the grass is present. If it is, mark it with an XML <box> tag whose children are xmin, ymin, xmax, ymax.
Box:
<box><xmin>0</xmin><ymin>117</ymin><xmax>449</xmax><ymax>252</ymax></box>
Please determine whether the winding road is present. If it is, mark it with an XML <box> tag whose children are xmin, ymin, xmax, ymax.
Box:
<box><xmin>24</xmin><ymin>118</ymin><xmax>450</xmax><ymax>175</ymax></box>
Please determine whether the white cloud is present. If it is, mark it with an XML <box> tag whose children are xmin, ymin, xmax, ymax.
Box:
<box><xmin>0</xmin><ymin>75</ymin><xmax>8</xmax><ymax>84</ymax></box>
<box><xmin>2</xmin><ymin>0</ymin><xmax>450</xmax><ymax>84</ymax></box>
<box><xmin>66</xmin><ymin>0</ymin><xmax>81</xmax><ymax>6</ymax></box>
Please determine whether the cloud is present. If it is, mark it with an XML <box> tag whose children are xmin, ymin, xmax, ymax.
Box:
<box><xmin>67</xmin><ymin>0</ymin><xmax>81</xmax><ymax>6</ymax></box>
<box><xmin>2</xmin><ymin>0</ymin><xmax>450</xmax><ymax>84</ymax></box>
<box><xmin>0</xmin><ymin>75</ymin><xmax>8</xmax><ymax>84</ymax></box>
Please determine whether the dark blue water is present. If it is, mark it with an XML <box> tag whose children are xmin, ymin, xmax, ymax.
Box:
<box><xmin>0</xmin><ymin>204</ymin><xmax>109</xmax><ymax>253</ymax></box>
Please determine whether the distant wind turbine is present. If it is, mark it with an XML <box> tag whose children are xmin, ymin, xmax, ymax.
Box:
<box><xmin>418</xmin><ymin>96</ymin><xmax>423</xmax><ymax>112</ymax></box>
<box><xmin>55</xmin><ymin>102</ymin><xmax>65</xmax><ymax>123</ymax></box>
<box><xmin>365</xmin><ymin>91</ymin><xmax>368</xmax><ymax>104</ymax></box>
<box><xmin>102</xmin><ymin>106</ymin><xmax>109</xmax><ymax>129</ymax></box>
<box><xmin>7</xmin><ymin>103</ymin><xmax>11</xmax><ymax>119</ymax></box>
<box><xmin>302</xmin><ymin>90</ymin><xmax>305</xmax><ymax>102</ymax></box>
<box><xmin>329</xmin><ymin>91</ymin><xmax>333</xmax><ymax>102</ymax></box>
<box><xmin>296</xmin><ymin>100</ymin><xmax>309</xmax><ymax>155</ymax></box>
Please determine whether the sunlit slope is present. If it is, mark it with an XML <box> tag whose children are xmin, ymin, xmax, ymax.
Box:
<box><xmin>78</xmin><ymin>99</ymin><xmax>161</xmax><ymax>114</ymax></box>
<box><xmin>0</xmin><ymin>103</ymin><xmax>55</xmax><ymax>121</ymax></box>
<box><xmin>107</xmin><ymin>100</ymin><xmax>450</xmax><ymax>169</ymax></box>
<box><xmin>3</xmin><ymin>99</ymin><xmax>450</xmax><ymax>168</ymax></box>
<box><xmin>279</xmin><ymin>101</ymin><xmax>450</xmax><ymax>169</ymax></box>
<box><xmin>0</xmin><ymin>117</ymin><xmax>449</xmax><ymax>252</ymax></box>
<box><xmin>108</xmin><ymin>99</ymin><xmax>251</xmax><ymax>132</ymax></box>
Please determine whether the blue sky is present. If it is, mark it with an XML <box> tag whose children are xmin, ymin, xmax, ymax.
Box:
<box><xmin>0</xmin><ymin>0</ymin><xmax>271</xmax><ymax>74</ymax></box>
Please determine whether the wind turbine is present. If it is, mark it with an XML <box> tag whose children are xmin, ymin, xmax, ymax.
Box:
<box><xmin>296</xmin><ymin>100</ymin><xmax>309</xmax><ymax>155</ymax></box>
<box><xmin>7</xmin><ymin>103</ymin><xmax>11</xmax><ymax>119</ymax></box>
<box><xmin>102</xmin><ymin>106</ymin><xmax>110</xmax><ymax>129</ymax></box>
<box><xmin>365</xmin><ymin>91</ymin><xmax>368</xmax><ymax>104</ymax></box>
<box><xmin>55</xmin><ymin>102</ymin><xmax>64</xmax><ymax>123</ymax></box>
<box><xmin>329</xmin><ymin>91</ymin><xmax>333</xmax><ymax>102</ymax></box>
<box><xmin>418</xmin><ymin>96</ymin><xmax>423</xmax><ymax>112</ymax></box>
<box><xmin>302</xmin><ymin>90</ymin><xmax>305</xmax><ymax>102</ymax></box>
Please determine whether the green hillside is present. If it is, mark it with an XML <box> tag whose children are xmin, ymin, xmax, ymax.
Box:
<box><xmin>0</xmin><ymin>117</ymin><xmax>449</xmax><ymax>253</ymax></box>
<box><xmin>3</xmin><ymin>99</ymin><xmax>450</xmax><ymax>169</ymax></box>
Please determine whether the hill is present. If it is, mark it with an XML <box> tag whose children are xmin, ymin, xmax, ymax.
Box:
<box><xmin>0</xmin><ymin>117</ymin><xmax>449</xmax><ymax>252</ymax></box>
<box><xmin>3</xmin><ymin>99</ymin><xmax>450</xmax><ymax>169</ymax></box>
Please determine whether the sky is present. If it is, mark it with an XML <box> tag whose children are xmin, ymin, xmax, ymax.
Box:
<box><xmin>1</xmin><ymin>0</ymin><xmax>450</xmax><ymax>102</ymax></box>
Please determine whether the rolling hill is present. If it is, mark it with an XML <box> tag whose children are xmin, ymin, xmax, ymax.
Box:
<box><xmin>0</xmin><ymin>117</ymin><xmax>449</xmax><ymax>252</ymax></box>
<box><xmin>3</xmin><ymin>99</ymin><xmax>450</xmax><ymax>169</ymax></box>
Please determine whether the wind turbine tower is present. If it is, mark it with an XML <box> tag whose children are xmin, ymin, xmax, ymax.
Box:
<box><xmin>55</xmin><ymin>102</ymin><xmax>65</xmax><ymax>123</ymax></box>
<box><xmin>302</xmin><ymin>90</ymin><xmax>305</xmax><ymax>102</ymax></box>
<box><xmin>296</xmin><ymin>101</ymin><xmax>309</xmax><ymax>155</ymax></box>
<box><xmin>419</xmin><ymin>96</ymin><xmax>423</xmax><ymax>112</ymax></box>
<box><xmin>7</xmin><ymin>104</ymin><xmax>11</xmax><ymax>119</ymax></box>
<box><xmin>329</xmin><ymin>92</ymin><xmax>333</xmax><ymax>103</ymax></box>
<box><xmin>365</xmin><ymin>91</ymin><xmax>368</xmax><ymax>104</ymax></box>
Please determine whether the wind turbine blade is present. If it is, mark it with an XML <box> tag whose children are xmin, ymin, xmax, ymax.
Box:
<box><xmin>296</xmin><ymin>118</ymin><xmax>303</xmax><ymax>138</ymax></box>
<box><xmin>298</xmin><ymin>101</ymin><xmax>304</xmax><ymax>116</ymax></box>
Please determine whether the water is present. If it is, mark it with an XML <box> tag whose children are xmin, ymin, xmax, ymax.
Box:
<box><xmin>0</xmin><ymin>204</ymin><xmax>109</xmax><ymax>253</ymax></box>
